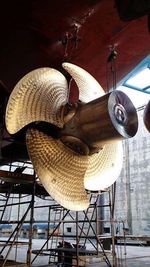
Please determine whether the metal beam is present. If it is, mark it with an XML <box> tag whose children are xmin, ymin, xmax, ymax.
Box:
<box><xmin>0</xmin><ymin>170</ymin><xmax>34</xmax><ymax>184</ymax></box>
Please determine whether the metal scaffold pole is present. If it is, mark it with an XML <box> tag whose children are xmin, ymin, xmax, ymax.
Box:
<box><xmin>26</xmin><ymin>172</ymin><xmax>36</xmax><ymax>267</ymax></box>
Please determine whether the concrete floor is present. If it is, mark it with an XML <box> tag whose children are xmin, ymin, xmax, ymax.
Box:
<box><xmin>0</xmin><ymin>238</ymin><xmax>150</xmax><ymax>267</ymax></box>
<box><xmin>86</xmin><ymin>246</ymin><xmax>150</xmax><ymax>267</ymax></box>
<box><xmin>116</xmin><ymin>246</ymin><xmax>150</xmax><ymax>267</ymax></box>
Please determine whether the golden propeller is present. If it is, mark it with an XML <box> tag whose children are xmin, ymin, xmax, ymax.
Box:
<box><xmin>5</xmin><ymin>63</ymin><xmax>138</xmax><ymax>210</ymax></box>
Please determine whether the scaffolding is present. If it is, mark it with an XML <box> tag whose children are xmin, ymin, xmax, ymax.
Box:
<box><xmin>0</xmin><ymin>161</ymin><xmax>126</xmax><ymax>267</ymax></box>
<box><xmin>30</xmin><ymin>190</ymin><xmax>119</xmax><ymax>267</ymax></box>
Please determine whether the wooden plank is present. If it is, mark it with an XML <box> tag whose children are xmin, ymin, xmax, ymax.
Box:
<box><xmin>0</xmin><ymin>170</ymin><xmax>34</xmax><ymax>184</ymax></box>
<box><xmin>0</xmin><ymin>260</ymin><xmax>28</xmax><ymax>267</ymax></box>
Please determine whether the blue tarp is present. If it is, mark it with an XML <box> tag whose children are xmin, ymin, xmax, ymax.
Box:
<box><xmin>0</xmin><ymin>223</ymin><xmax>55</xmax><ymax>230</ymax></box>
<box><xmin>0</xmin><ymin>224</ymin><xmax>12</xmax><ymax>229</ymax></box>
<box><xmin>22</xmin><ymin>223</ymin><xmax>55</xmax><ymax>230</ymax></box>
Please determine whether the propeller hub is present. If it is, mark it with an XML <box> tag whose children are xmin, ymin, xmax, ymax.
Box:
<box><xmin>60</xmin><ymin>90</ymin><xmax>138</xmax><ymax>154</ymax></box>
<box><xmin>114</xmin><ymin>103</ymin><xmax>128</xmax><ymax>126</ymax></box>
<box><xmin>60</xmin><ymin>135</ymin><xmax>89</xmax><ymax>155</ymax></box>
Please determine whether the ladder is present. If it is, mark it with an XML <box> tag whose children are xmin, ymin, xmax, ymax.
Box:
<box><xmin>0</xmin><ymin>182</ymin><xmax>13</xmax><ymax>222</ymax></box>
<box><xmin>48</xmin><ymin>206</ymin><xmax>63</xmax><ymax>264</ymax></box>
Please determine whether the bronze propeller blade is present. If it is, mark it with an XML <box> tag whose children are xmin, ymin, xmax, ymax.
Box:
<box><xmin>5</xmin><ymin>68</ymin><xmax>68</xmax><ymax>134</ymax></box>
<box><xmin>26</xmin><ymin>128</ymin><xmax>89</xmax><ymax>211</ymax></box>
